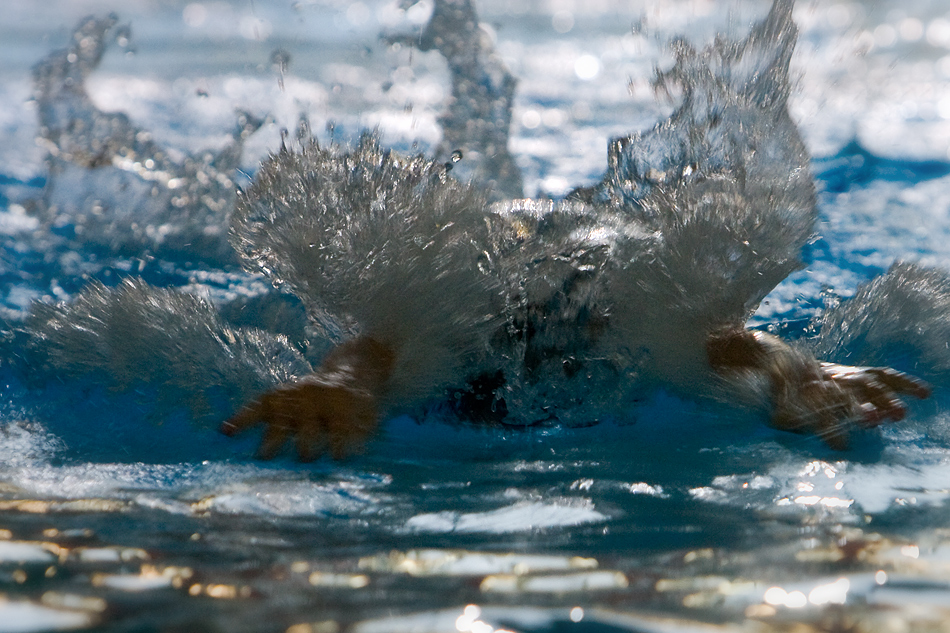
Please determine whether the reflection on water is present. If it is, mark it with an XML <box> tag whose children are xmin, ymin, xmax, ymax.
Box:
<box><xmin>0</xmin><ymin>512</ymin><xmax>948</xmax><ymax>632</ymax></box>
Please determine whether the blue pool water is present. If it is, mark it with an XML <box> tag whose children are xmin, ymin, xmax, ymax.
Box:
<box><xmin>2</xmin><ymin>0</ymin><xmax>950</xmax><ymax>631</ymax></box>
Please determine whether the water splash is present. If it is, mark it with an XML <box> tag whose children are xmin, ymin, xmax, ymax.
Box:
<box><xmin>15</xmin><ymin>278</ymin><xmax>310</xmax><ymax>428</ymax></box>
<box><xmin>394</xmin><ymin>0</ymin><xmax>523</xmax><ymax>199</ymax></box>
<box><xmin>9</xmin><ymin>0</ymin><xmax>938</xmax><ymax>455</ymax></box>
<box><xmin>233</xmin><ymin>0</ymin><xmax>816</xmax><ymax>429</ymax></box>
<box><xmin>813</xmin><ymin>262</ymin><xmax>950</xmax><ymax>377</ymax></box>
<box><xmin>232</xmin><ymin>134</ymin><xmax>502</xmax><ymax>409</ymax></box>
<box><xmin>489</xmin><ymin>0</ymin><xmax>816</xmax><ymax>424</ymax></box>
<box><xmin>30</xmin><ymin>15</ymin><xmax>263</xmax><ymax>264</ymax></box>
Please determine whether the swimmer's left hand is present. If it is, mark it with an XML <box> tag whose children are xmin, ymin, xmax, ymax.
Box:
<box><xmin>220</xmin><ymin>337</ymin><xmax>395</xmax><ymax>461</ymax></box>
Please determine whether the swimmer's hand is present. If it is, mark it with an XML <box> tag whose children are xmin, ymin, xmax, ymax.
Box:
<box><xmin>770</xmin><ymin>361</ymin><xmax>930</xmax><ymax>450</ymax></box>
<box><xmin>708</xmin><ymin>329</ymin><xmax>931</xmax><ymax>450</ymax></box>
<box><xmin>220</xmin><ymin>337</ymin><xmax>395</xmax><ymax>461</ymax></box>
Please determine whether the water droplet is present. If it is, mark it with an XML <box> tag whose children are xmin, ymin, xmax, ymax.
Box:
<box><xmin>270</xmin><ymin>48</ymin><xmax>291</xmax><ymax>71</ymax></box>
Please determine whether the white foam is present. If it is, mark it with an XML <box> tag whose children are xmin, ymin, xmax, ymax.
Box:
<box><xmin>0</xmin><ymin>600</ymin><xmax>95</xmax><ymax>633</ymax></box>
<box><xmin>0</xmin><ymin>541</ymin><xmax>57</xmax><ymax>563</ymax></box>
<box><xmin>404</xmin><ymin>500</ymin><xmax>606</xmax><ymax>534</ymax></box>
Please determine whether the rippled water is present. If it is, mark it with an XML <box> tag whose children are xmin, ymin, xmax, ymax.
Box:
<box><xmin>2</xmin><ymin>1</ymin><xmax>950</xmax><ymax>631</ymax></box>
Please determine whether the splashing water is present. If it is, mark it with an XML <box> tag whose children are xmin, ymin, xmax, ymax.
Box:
<box><xmin>31</xmin><ymin>15</ymin><xmax>263</xmax><ymax>264</ymax></box>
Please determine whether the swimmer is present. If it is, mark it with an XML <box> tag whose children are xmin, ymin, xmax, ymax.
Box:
<box><xmin>218</xmin><ymin>0</ymin><xmax>931</xmax><ymax>460</ymax></box>
<box><xmin>221</xmin><ymin>134</ymin><xmax>930</xmax><ymax>460</ymax></box>
<box><xmin>221</xmin><ymin>329</ymin><xmax>930</xmax><ymax>458</ymax></box>
<box><xmin>19</xmin><ymin>0</ymin><xmax>933</xmax><ymax>461</ymax></box>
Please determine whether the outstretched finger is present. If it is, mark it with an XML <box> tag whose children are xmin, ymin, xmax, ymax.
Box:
<box><xmin>295</xmin><ymin>418</ymin><xmax>325</xmax><ymax>463</ymax></box>
<box><xmin>257</xmin><ymin>420</ymin><xmax>293</xmax><ymax>460</ymax></box>
<box><xmin>220</xmin><ymin>398</ymin><xmax>270</xmax><ymax>437</ymax></box>
<box><xmin>868</xmin><ymin>368</ymin><xmax>932</xmax><ymax>400</ymax></box>
<box><xmin>849</xmin><ymin>378</ymin><xmax>906</xmax><ymax>425</ymax></box>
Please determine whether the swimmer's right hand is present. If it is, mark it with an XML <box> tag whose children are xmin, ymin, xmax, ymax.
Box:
<box><xmin>771</xmin><ymin>361</ymin><xmax>931</xmax><ymax>450</ymax></box>
<box><xmin>708</xmin><ymin>327</ymin><xmax>931</xmax><ymax>450</ymax></box>
<box><xmin>221</xmin><ymin>337</ymin><xmax>395</xmax><ymax>461</ymax></box>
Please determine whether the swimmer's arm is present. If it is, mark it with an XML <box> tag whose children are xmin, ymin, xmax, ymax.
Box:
<box><xmin>220</xmin><ymin>337</ymin><xmax>396</xmax><ymax>461</ymax></box>
<box><xmin>706</xmin><ymin>328</ymin><xmax>930</xmax><ymax>449</ymax></box>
